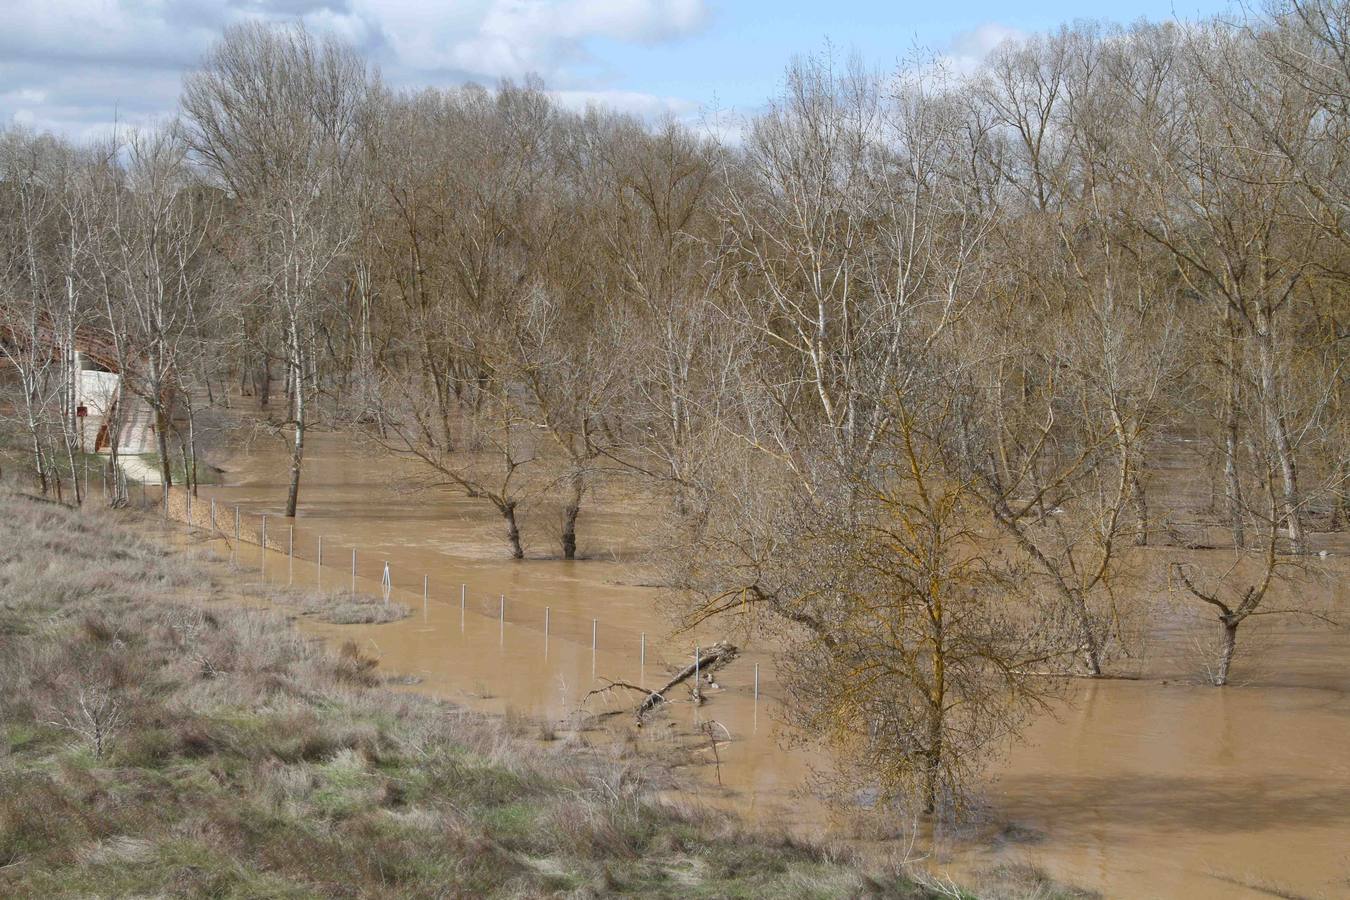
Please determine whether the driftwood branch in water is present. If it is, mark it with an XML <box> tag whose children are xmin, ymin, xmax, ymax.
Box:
<box><xmin>585</xmin><ymin>641</ymin><xmax>739</xmax><ymax>726</ymax></box>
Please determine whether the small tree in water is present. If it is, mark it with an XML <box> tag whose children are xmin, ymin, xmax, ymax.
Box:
<box><xmin>672</xmin><ymin>402</ymin><xmax>1071</xmax><ymax>819</ymax></box>
<box><xmin>1172</xmin><ymin>463</ymin><xmax>1337</xmax><ymax>687</ymax></box>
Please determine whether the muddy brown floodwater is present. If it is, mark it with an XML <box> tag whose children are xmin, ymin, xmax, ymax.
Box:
<box><xmin>179</xmin><ymin>429</ymin><xmax>1349</xmax><ymax>899</ymax></box>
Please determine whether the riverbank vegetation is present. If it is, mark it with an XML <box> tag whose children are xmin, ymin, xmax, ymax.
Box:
<box><xmin>2</xmin><ymin>0</ymin><xmax>1346</xmax><ymax>821</ymax></box>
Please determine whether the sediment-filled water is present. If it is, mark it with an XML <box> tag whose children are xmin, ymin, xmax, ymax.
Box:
<box><xmin>173</xmin><ymin>429</ymin><xmax>1349</xmax><ymax>899</ymax></box>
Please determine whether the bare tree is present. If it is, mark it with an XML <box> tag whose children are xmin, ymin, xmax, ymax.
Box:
<box><xmin>182</xmin><ymin>22</ymin><xmax>371</xmax><ymax>517</ymax></box>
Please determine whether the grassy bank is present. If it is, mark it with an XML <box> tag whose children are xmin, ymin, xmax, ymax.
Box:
<box><xmin>0</xmin><ymin>491</ymin><xmax>965</xmax><ymax>898</ymax></box>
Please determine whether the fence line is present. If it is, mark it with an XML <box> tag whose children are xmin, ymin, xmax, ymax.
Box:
<box><xmin>138</xmin><ymin>483</ymin><xmax>768</xmax><ymax>703</ymax></box>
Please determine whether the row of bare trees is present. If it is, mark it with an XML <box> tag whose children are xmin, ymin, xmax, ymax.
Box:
<box><xmin>2</xmin><ymin>3</ymin><xmax>1345</xmax><ymax>819</ymax></box>
<box><xmin>0</xmin><ymin>126</ymin><xmax>221</xmax><ymax>501</ymax></box>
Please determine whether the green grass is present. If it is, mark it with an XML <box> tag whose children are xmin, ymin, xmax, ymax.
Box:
<box><xmin>0</xmin><ymin>490</ymin><xmax>959</xmax><ymax>898</ymax></box>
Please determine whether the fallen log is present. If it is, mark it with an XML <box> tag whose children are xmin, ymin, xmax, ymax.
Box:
<box><xmin>585</xmin><ymin>641</ymin><xmax>739</xmax><ymax>726</ymax></box>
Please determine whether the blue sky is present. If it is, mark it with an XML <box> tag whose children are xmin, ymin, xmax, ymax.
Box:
<box><xmin>0</xmin><ymin>0</ymin><xmax>1237</xmax><ymax>140</ymax></box>
<box><xmin>592</xmin><ymin>0</ymin><xmax>1233</xmax><ymax>112</ymax></box>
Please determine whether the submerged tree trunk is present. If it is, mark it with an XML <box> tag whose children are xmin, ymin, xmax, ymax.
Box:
<box><xmin>187</xmin><ymin>402</ymin><xmax>199</xmax><ymax>497</ymax></box>
<box><xmin>1214</xmin><ymin>619</ymin><xmax>1240</xmax><ymax>687</ymax></box>
<box><xmin>259</xmin><ymin>361</ymin><xmax>272</xmax><ymax>409</ymax></box>
<box><xmin>503</xmin><ymin>501</ymin><xmax>524</xmax><ymax>560</ymax></box>
<box><xmin>1064</xmin><ymin>587</ymin><xmax>1104</xmax><ymax>676</ymax></box>
<box><xmin>561</xmin><ymin>471</ymin><xmax>585</xmax><ymax>560</ymax></box>
<box><xmin>285</xmin><ymin>324</ymin><xmax>305</xmax><ymax>519</ymax></box>
<box><xmin>286</xmin><ymin>417</ymin><xmax>303</xmax><ymax>518</ymax></box>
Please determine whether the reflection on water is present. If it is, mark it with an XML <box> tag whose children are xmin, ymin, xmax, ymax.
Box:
<box><xmin>184</xmin><ymin>429</ymin><xmax>1350</xmax><ymax>899</ymax></box>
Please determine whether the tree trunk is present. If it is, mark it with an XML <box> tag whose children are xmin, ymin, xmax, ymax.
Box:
<box><xmin>1254</xmin><ymin>304</ymin><xmax>1305</xmax><ymax>554</ymax></box>
<box><xmin>285</xmin><ymin>323</ymin><xmax>305</xmax><ymax>519</ymax></box>
<box><xmin>1214</xmin><ymin>619</ymin><xmax>1240</xmax><ymax>687</ymax></box>
<box><xmin>504</xmin><ymin>501</ymin><xmax>524</xmax><ymax>560</ymax></box>
<box><xmin>154</xmin><ymin>405</ymin><xmax>173</xmax><ymax>490</ymax></box>
<box><xmin>1131</xmin><ymin>472</ymin><xmax>1148</xmax><ymax>546</ymax></box>
<box><xmin>1334</xmin><ymin>459</ymin><xmax>1350</xmax><ymax>531</ymax></box>
<box><xmin>286</xmin><ymin>417</ymin><xmax>303</xmax><ymax>518</ymax></box>
<box><xmin>922</xmin><ymin>703</ymin><xmax>943</xmax><ymax>815</ymax></box>
<box><xmin>922</xmin><ymin>753</ymin><xmax>940</xmax><ymax>816</ymax></box>
<box><xmin>1223</xmin><ymin>325</ymin><xmax>1246</xmax><ymax>549</ymax></box>
<box><xmin>187</xmin><ymin>403</ymin><xmax>199</xmax><ymax>497</ymax></box>
<box><xmin>30</xmin><ymin>415</ymin><xmax>48</xmax><ymax>496</ymax></box>
<box><xmin>561</xmin><ymin>471</ymin><xmax>584</xmax><ymax>560</ymax></box>
<box><xmin>259</xmin><ymin>361</ymin><xmax>272</xmax><ymax>409</ymax></box>
<box><xmin>1072</xmin><ymin>588</ymin><xmax>1104</xmax><ymax>676</ymax></box>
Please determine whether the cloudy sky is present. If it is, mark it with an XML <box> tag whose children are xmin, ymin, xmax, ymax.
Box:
<box><xmin>2</xmin><ymin>0</ymin><xmax>1233</xmax><ymax>141</ymax></box>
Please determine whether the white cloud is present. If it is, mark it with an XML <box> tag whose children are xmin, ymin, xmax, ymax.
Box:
<box><xmin>549</xmin><ymin>88</ymin><xmax>698</xmax><ymax>119</ymax></box>
<box><xmin>939</xmin><ymin>22</ymin><xmax>1027</xmax><ymax>77</ymax></box>
<box><xmin>0</xmin><ymin>0</ymin><xmax>711</xmax><ymax>138</ymax></box>
<box><xmin>363</xmin><ymin>0</ymin><xmax>707</xmax><ymax>81</ymax></box>
<box><xmin>950</xmin><ymin>22</ymin><xmax>1026</xmax><ymax>60</ymax></box>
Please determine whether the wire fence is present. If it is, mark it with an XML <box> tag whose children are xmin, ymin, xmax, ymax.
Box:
<box><xmin>125</xmin><ymin>480</ymin><xmax>734</xmax><ymax>682</ymax></box>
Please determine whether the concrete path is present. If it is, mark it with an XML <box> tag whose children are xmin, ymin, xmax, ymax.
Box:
<box><xmin>116</xmin><ymin>454</ymin><xmax>162</xmax><ymax>485</ymax></box>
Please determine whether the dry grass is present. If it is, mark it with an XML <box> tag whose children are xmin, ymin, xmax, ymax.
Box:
<box><xmin>258</xmin><ymin>583</ymin><xmax>411</xmax><ymax>625</ymax></box>
<box><xmin>0</xmin><ymin>491</ymin><xmax>954</xmax><ymax>898</ymax></box>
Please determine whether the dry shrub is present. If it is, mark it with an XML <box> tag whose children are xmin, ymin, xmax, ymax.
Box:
<box><xmin>334</xmin><ymin>639</ymin><xmax>380</xmax><ymax>687</ymax></box>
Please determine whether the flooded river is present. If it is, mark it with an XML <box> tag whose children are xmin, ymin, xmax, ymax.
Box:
<box><xmin>179</xmin><ymin>429</ymin><xmax>1349</xmax><ymax>899</ymax></box>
